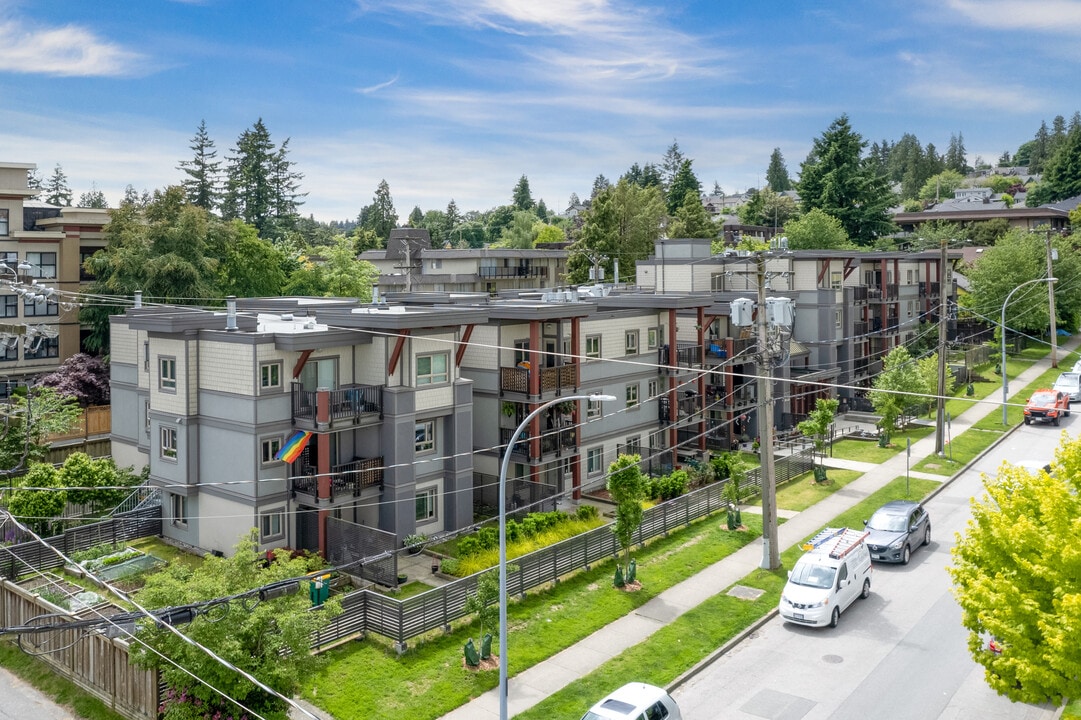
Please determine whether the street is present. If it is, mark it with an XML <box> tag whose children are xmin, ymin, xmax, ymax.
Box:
<box><xmin>672</xmin><ymin>417</ymin><xmax>1068</xmax><ymax>720</ymax></box>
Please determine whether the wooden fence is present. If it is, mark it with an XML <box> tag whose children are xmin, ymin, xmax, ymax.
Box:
<box><xmin>0</xmin><ymin>580</ymin><xmax>159</xmax><ymax>720</ymax></box>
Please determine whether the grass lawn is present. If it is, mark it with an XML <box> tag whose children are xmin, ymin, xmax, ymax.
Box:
<box><xmin>515</xmin><ymin>476</ymin><xmax>941</xmax><ymax>720</ymax></box>
<box><xmin>303</xmin><ymin>513</ymin><xmax>765</xmax><ymax>720</ymax></box>
<box><xmin>0</xmin><ymin>640</ymin><xmax>130</xmax><ymax>720</ymax></box>
<box><xmin>912</xmin><ymin>428</ymin><xmax>1006</xmax><ymax>475</ymax></box>
<box><xmin>971</xmin><ymin>360</ymin><xmax>1076</xmax><ymax>431</ymax></box>
<box><xmin>829</xmin><ymin>425</ymin><xmax>934</xmax><ymax>463</ymax></box>
<box><xmin>775</xmin><ymin>468</ymin><xmax>862</xmax><ymax>512</ymax></box>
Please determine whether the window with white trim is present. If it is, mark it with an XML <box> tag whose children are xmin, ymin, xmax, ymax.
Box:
<box><xmin>647</xmin><ymin>327</ymin><xmax>659</xmax><ymax>350</ymax></box>
<box><xmin>416</xmin><ymin>353</ymin><xmax>449</xmax><ymax>385</ymax></box>
<box><xmin>648</xmin><ymin>380</ymin><xmax>659</xmax><ymax>400</ymax></box>
<box><xmin>260</xmin><ymin>509</ymin><xmax>285</xmax><ymax>541</ymax></box>
<box><xmin>585</xmin><ymin>335</ymin><xmax>601</xmax><ymax>359</ymax></box>
<box><xmin>159</xmin><ymin>357</ymin><xmax>176</xmax><ymax>391</ymax></box>
<box><xmin>161</xmin><ymin>426</ymin><xmax>177</xmax><ymax>460</ymax></box>
<box><xmin>586</xmin><ymin>395</ymin><xmax>602</xmax><ymax>419</ymax></box>
<box><xmin>626</xmin><ymin>383</ymin><xmax>639</xmax><ymax>408</ymax></box>
<box><xmin>415</xmin><ymin>486</ymin><xmax>437</xmax><ymax>522</ymax></box>
<box><xmin>171</xmin><ymin>493</ymin><xmax>187</xmax><ymax>528</ymax></box>
<box><xmin>835</xmin><ymin>310</ymin><xmax>842</xmax><ymax>329</ymax></box>
<box><xmin>261</xmin><ymin>437</ymin><xmax>282</xmax><ymax>465</ymax></box>
<box><xmin>0</xmin><ymin>209</ymin><xmax>8</xmax><ymax>236</ymax></box>
<box><xmin>586</xmin><ymin>447</ymin><xmax>604</xmax><ymax>475</ymax></box>
<box><xmin>144</xmin><ymin>400</ymin><xmax>151</xmax><ymax>434</ymax></box>
<box><xmin>625</xmin><ymin>330</ymin><xmax>639</xmax><ymax>355</ymax></box>
<box><xmin>415</xmin><ymin>420</ymin><xmax>435</xmax><ymax>454</ymax></box>
<box><xmin>260</xmin><ymin>362</ymin><xmax>282</xmax><ymax>391</ymax></box>
<box><xmin>830</xmin><ymin>271</ymin><xmax>842</xmax><ymax>289</ymax></box>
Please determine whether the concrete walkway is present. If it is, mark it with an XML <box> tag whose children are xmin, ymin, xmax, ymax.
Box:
<box><xmin>439</xmin><ymin>338</ymin><xmax>1081</xmax><ymax>720</ymax></box>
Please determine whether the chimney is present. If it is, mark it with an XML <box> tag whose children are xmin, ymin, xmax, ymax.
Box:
<box><xmin>225</xmin><ymin>296</ymin><xmax>238</xmax><ymax>331</ymax></box>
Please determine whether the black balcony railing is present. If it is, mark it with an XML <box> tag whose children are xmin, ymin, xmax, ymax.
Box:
<box><xmin>499</xmin><ymin>427</ymin><xmax>576</xmax><ymax>459</ymax></box>
<box><xmin>499</xmin><ymin>364</ymin><xmax>577</xmax><ymax>395</ymax></box>
<box><xmin>291</xmin><ymin>456</ymin><xmax>384</xmax><ymax>500</ymax></box>
<box><xmin>658</xmin><ymin>343</ymin><xmax>702</xmax><ymax>369</ymax></box>
<box><xmin>849</xmin><ymin>285</ymin><xmax>869</xmax><ymax>303</ymax></box>
<box><xmin>478</xmin><ymin>266</ymin><xmax>549</xmax><ymax>279</ymax></box>
<box><xmin>853</xmin><ymin>320</ymin><xmax>869</xmax><ymax>337</ymax></box>
<box><xmin>292</xmin><ymin>383</ymin><xmax>383</xmax><ymax>426</ymax></box>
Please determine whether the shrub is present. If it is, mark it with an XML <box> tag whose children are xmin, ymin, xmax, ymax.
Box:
<box><xmin>457</xmin><ymin>535</ymin><xmax>481</xmax><ymax>558</ymax></box>
<box><xmin>505</xmin><ymin>519</ymin><xmax>521</xmax><ymax>543</ymax></box>
<box><xmin>576</xmin><ymin>505</ymin><xmax>598</xmax><ymax>521</ymax></box>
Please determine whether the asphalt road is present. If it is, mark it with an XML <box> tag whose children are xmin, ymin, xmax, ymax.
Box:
<box><xmin>672</xmin><ymin>417</ymin><xmax>1068</xmax><ymax>720</ymax></box>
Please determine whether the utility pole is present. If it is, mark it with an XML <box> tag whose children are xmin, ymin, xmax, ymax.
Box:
<box><xmin>1046</xmin><ymin>229</ymin><xmax>1058</xmax><ymax>368</ymax></box>
<box><xmin>935</xmin><ymin>238</ymin><xmax>948</xmax><ymax>455</ymax></box>
<box><xmin>755</xmin><ymin>253</ymin><xmax>779</xmax><ymax>570</ymax></box>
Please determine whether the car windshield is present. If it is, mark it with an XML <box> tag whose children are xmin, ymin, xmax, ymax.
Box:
<box><xmin>789</xmin><ymin>561</ymin><xmax>836</xmax><ymax>589</ymax></box>
<box><xmin>1030</xmin><ymin>393</ymin><xmax>1055</xmax><ymax>405</ymax></box>
<box><xmin>867</xmin><ymin>512</ymin><xmax>907</xmax><ymax>532</ymax></box>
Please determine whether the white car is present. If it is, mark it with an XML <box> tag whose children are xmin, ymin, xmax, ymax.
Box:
<box><xmin>1054</xmin><ymin>371</ymin><xmax>1081</xmax><ymax>402</ymax></box>
<box><xmin>779</xmin><ymin>527</ymin><xmax>872</xmax><ymax>628</ymax></box>
<box><xmin>580</xmin><ymin>682</ymin><xmax>682</xmax><ymax>720</ymax></box>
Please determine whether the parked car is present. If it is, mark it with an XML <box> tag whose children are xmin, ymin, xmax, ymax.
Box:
<box><xmin>580</xmin><ymin>683</ymin><xmax>682</xmax><ymax>720</ymax></box>
<box><xmin>1052</xmin><ymin>372</ymin><xmax>1081</xmax><ymax>403</ymax></box>
<box><xmin>1072</xmin><ymin>359</ymin><xmax>1081</xmax><ymax>374</ymax></box>
<box><xmin>778</xmin><ymin>527</ymin><xmax>872</xmax><ymax>628</ymax></box>
<box><xmin>863</xmin><ymin>500</ymin><xmax>931</xmax><ymax>564</ymax></box>
<box><xmin>1023</xmin><ymin>389</ymin><xmax>1070</xmax><ymax>425</ymax></box>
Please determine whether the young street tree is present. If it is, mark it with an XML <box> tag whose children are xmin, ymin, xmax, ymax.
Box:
<box><xmin>949</xmin><ymin>434</ymin><xmax>1081</xmax><ymax>705</ymax></box>
<box><xmin>798</xmin><ymin>115</ymin><xmax>896</xmax><ymax>245</ymax></box>
<box><xmin>607</xmin><ymin>454</ymin><xmax>648</xmax><ymax>586</ymax></box>
<box><xmin>178</xmin><ymin>119</ymin><xmax>222</xmax><ymax>211</ymax></box>
<box><xmin>797</xmin><ymin>397</ymin><xmax>839</xmax><ymax>481</ymax></box>
<box><xmin>869</xmin><ymin>346</ymin><xmax>923</xmax><ymax>441</ymax></box>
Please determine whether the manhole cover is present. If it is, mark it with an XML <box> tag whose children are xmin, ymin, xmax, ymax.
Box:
<box><xmin>822</xmin><ymin>654</ymin><xmax>843</xmax><ymax>664</ymax></box>
<box><xmin>728</xmin><ymin>585</ymin><xmax>765</xmax><ymax>601</ymax></box>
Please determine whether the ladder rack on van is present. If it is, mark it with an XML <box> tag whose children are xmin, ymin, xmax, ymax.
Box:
<box><xmin>801</xmin><ymin>527</ymin><xmax>869</xmax><ymax>559</ymax></box>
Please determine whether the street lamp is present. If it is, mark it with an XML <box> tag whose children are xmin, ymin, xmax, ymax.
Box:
<box><xmin>497</xmin><ymin>392</ymin><xmax>615</xmax><ymax>720</ymax></box>
<box><xmin>1001</xmin><ymin>277</ymin><xmax>1056</xmax><ymax>424</ymax></box>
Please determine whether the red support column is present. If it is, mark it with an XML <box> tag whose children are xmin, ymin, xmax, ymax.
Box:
<box><xmin>315</xmin><ymin>390</ymin><xmax>331</xmax><ymax>558</ymax></box>
<box><xmin>696</xmin><ymin>306</ymin><xmax>706</xmax><ymax>452</ymax></box>
<box><xmin>667</xmin><ymin>309</ymin><xmax>678</xmax><ymax>466</ymax></box>
<box><xmin>571</xmin><ymin>317</ymin><xmax>582</xmax><ymax>499</ymax></box>
<box><xmin>528</xmin><ymin>321</ymin><xmax>542</xmax><ymax>482</ymax></box>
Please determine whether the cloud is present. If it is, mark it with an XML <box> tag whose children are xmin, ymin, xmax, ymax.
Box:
<box><xmin>904</xmin><ymin>79</ymin><xmax>1043</xmax><ymax>114</ymax></box>
<box><xmin>357</xmin><ymin>74</ymin><xmax>400</xmax><ymax>94</ymax></box>
<box><xmin>945</xmin><ymin>0</ymin><xmax>1081</xmax><ymax>34</ymax></box>
<box><xmin>0</xmin><ymin>19</ymin><xmax>145</xmax><ymax>76</ymax></box>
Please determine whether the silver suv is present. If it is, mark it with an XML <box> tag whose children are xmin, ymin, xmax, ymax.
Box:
<box><xmin>1053</xmin><ymin>372</ymin><xmax>1081</xmax><ymax>403</ymax></box>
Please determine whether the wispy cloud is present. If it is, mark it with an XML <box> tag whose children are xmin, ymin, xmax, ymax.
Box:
<box><xmin>357</xmin><ymin>73</ymin><xmax>400</xmax><ymax>94</ymax></box>
<box><xmin>905</xmin><ymin>78</ymin><xmax>1043</xmax><ymax>114</ymax></box>
<box><xmin>0</xmin><ymin>19</ymin><xmax>145</xmax><ymax>76</ymax></box>
<box><xmin>945</xmin><ymin>0</ymin><xmax>1081</xmax><ymax>34</ymax></box>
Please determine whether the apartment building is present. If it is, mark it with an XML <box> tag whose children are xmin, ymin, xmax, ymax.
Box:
<box><xmin>0</xmin><ymin>161</ymin><xmax>108</xmax><ymax>380</ymax></box>
<box><xmin>109</xmin><ymin>297</ymin><xmax>487</xmax><ymax>558</ymax></box>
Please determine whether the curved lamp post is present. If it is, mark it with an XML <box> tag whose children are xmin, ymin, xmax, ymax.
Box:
<box><xmin>498</xmin><ymin>392</ymin><xmax>615</xmax><ymax>720</ymax></box>
<box><xmin>1001</xmin><ymin>277</ymin><xmax>1056</xmax><ymax>425</ymax></box>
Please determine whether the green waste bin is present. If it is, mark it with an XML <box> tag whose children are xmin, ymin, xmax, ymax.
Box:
<box><xmin>309</xmin><ymin>577</ymin><xmax>330</xmax><ymax>607</ymax></box>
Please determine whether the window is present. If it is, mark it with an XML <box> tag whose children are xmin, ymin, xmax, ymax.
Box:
<box><xmin>650</xmin><ymin>431</ymin><xmax>665</xmax><ymax>451</ymax></box>
<box><xmin>430</xmin><ymin>259</ymin><xmax>442</xmax><ymax>269</ymax></box>
<box><xmin>260</xmin><ymin>362</ymin><xmax>282</xmax><ymax>390</ymax></box>
<box><xmin>830</xmin><ymin>271</ymin><xmax>842</xmax><ymax>289</ymax></box>
<box><xmin>415</xmin><ymin>487</ymin><xmax>437</xmax><ymax>522</ymax></box>
<box><xmin>161</xmin><ymin>426</ymin><xmax>178</xmax><ymax>459</ymax></box>
<box><xmin>585</xmin><ymin>335</ymin><xmax>601</xmax><ymax>359</ymax></box>
<box><xmin>159</xmin><ymin>357</ymin><xmax>177</xmax><ymax>391</ymax></box>
<box><xmin>416</xmin><ymin>353</ymin><xmax>449</xmax><ymax>385</ymax></box>
<box><xmin>0</xmin><ymin>209</ymin><xmax>7</xmax><ymax>236</ymax></box>
<box><xmin>1</xmin><ymin>295</ymin><xmax>17</xmax><ymax>318</ymax></box>
<box><xmin>835</xmin><ymin>310</ymin><xmax>842</xmax><ymax>330</ymax></box>
<box><xmin>0</xmin><ymin>341</ymin><xmax>17</xmax><ymax>362</ymax></box>
<box><xmin>260</xmin><ymin>509</ymin><xmax>285</xmax><ymax>541</ymax></box>
<box><xmin>415</xmin><ymin>420</ymin><xmax>435</xmax><ymax>454</ymax></box>
<box><xmin>25</xmin><ymin>252</ymin><xmax>57</xmax><ymax>279</ymax></box>
<box><xmin>906</xmin><ymin>269</ymin><xmax>914</xmax><ymax>284</ymax></box>
<box><xmin>144</xmin><ymin>341</ymin><xmax>149</xmax><ymax>371</ymax></box>
<box><xmin>645</xmin><ymin>701</ymin><xmax>670</xmax><ymax>720</ymax></box>
<box><xmin>513</xmin><ymin>339</ymin><xmax>529</xmax><ymax>367</ymax></box>
<box><xmin>144</xmin><ymin>400</ymin><xmax>151</xmax><ymax>434</ymax></box>
<box><xmin>261</xmin><ymin>437</ymin><xmax>282</xmax><ymax>465</ymax></box>
<box><xmin>24</xmin><ymin>336</ymin><xmax>58</xmax><ymax>359</ymax></box>
<box><xmin>23</xmin><ymin>296</ymin><xmax>58</xmax><ymax>316</ymax></box>
<box><xmin>710</xmin><ymin>273</ymin><xmax>726</xmax><ymax>291</ymax></box>
<box><xmin>626</xmin><ymin>383</ymin><xmax>639</xmax><ymax>408</ymax></box>
<box><xmin>586</xmin><ymin>447</ymin><xmax>604</xmax><ymax>475</ymax></box>
<box><xmin>625</xmin><ymin>330</ymin><xmax>639</xmax><ymax>355</ymax></box>
<box><xmin>648</xmin><ymin>380</ymin><xmax>659</xmax><ymax>400</ymax></box>
<box><xmin>647</xmin><ymin>327</ymin><xmax>659</xmax><ymax>350</ymax></box>
<box><xmin>171</xmin><ymin>493</ymin><xmax>187</xmax><ymax>528</ymax></box>
<box><xmin>586</xmin><ymin>396</ymin><xmax>601</xmax><ymax>419</ymax></box>
<box><xmin>625</xmin><ymin>435</ymin><xmax>641</xmax><ymax>454</ymax></box>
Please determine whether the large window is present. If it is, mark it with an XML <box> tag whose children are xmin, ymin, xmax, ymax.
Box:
<box><xmin>261</xmin><ymin>437</ymin><xmax>282</xmax><ymax>465</ymax></box>
<box><xmin>159</xmin><ymin>357</ymin><xmax>176</xmax><ymax>391</ymax></box>
<box><xmin>586</xmin><ymin>447</ymin><xmax>604</xmax><ymax>475</ymax></box>
<box><xmin>171</xmin><ymin>493</ymin><xmax>187</xmax><ymax>528</ymax></box>
<box><xmin>0</xmin><ymin>341</ymin><xmax>17</xmax><ymax>362</ymax></box>
<box><xmin>415</xmin><ymin>486</ymin><xmax>437</xmax><ymax>522</ymax></box>
<box><xmin>416</xmin><ymin>353</ymin><xmax>448</xmax><ymax>385</ymax></box>
<box><xmin>24</xmin><ymin>336</ymin><xmax>58</xmax><ymax>359</ymax></box>
<box><xmin>161</xmin><ymin>426</ymin><xmax>177</xmax><ymax>459</ymax></box>
<box><xmin>1</xmin><ymin>295</ymin><xmax>17</xmax><ymax>318</ymax></box>
<box><xmin>25</xmin><ymin>252</ymin><xmax>56</xmax><ymax>279</ymax></box>
<box><xmin>585</xmin><ymin>335</ymin><xmax>601</xmax><ymax>359</ymax></box>
<box><xmin>415</xmin><ymin>420</ymin><xmax>435</xmax><ymax>454</ymax></box>
<box><xmin>260</xmin><ymin>362</ymin><xmax>282</xmax><ymax>391</ymax></box>
<box><xmin>23</xmin><ymin>296</ymin><xmax>58</xmax><ymax>317</ymax></box>
<box><xmin>260</xmin><ymin>509</ymin><xmax>284</xmax><ymax>541</ymax></box>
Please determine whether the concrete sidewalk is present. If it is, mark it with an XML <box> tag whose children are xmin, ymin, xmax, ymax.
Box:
<box><xmin>440</xmin><ymin>338</ymin><xmax>1081</xmax><ymax>720</ymax></box>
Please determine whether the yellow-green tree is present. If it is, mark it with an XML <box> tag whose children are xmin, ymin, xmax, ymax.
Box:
<box><xmin>607</xmin><ymin>454</ymin><xmax>648</xmax><ymax>585</ymax></box>
<box><xmin>949</xmin><ymin>434</ymin><xmax>1081</xmax><ymax>704</ymax></box>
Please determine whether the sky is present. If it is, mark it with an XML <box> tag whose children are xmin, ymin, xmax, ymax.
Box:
<box><xmin>2</xmin><ymin>0</ymin><xmax>1081</xmax><ymax>223</ymax></box>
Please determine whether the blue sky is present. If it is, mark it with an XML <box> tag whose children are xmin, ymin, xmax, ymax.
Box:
<box><xmin>2</xmin><ymin>0</ymin><xmax>1080</xmax><ymax>222</ymax></box>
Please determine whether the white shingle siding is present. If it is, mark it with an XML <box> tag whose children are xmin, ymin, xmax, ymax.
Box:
<box><xmin>152</xmin><ymin>338</ymin><xmax>189</xmax><ymax>416</ymax></box>
<box><xmin>461</xmin><ymin>325</ymin><xmax>498</xmax><ymax>369</ymax></box>
<box><xmin>580</xmin><ymin>315</ymin><xmax>653</xmax><ymax>360</ymax></box>
<box><xmin>416</xmin><ymin>385</ymin><xmax>454</xmax><ymax>411</ymax></box>
<box><xmin>200</xmin><ymin>342</ymin><xmax>255</xmax><ymax>395</ymax></box>
<box><xmin>356</xmin><ymin>339</ymin><xmax>389</xmax><ymax>387</ymax></box>
<box><xmin>112</xmin><ymin>323</ymin><xmax>138</xmax><ymax>365</ymax></box>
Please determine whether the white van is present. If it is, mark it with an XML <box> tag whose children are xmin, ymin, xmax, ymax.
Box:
<box><xmin>580</xmin><ymin>683</ymin><xmax>682</xmax><ymax>720</ymax></box>
<box><xmin>778</xmin><ymin>527</ymin><xmax>872</xmax><ymax>628</ymax></box>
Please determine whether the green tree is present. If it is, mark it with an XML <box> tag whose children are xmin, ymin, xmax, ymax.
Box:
<box><xmin>765</xmin><ymin>148</ymin><xmax>792</xmax><ymax>191</ymax></box>
<box><xmin>1025</xmin><ymin>125</ymin><xmax>1081</xmax><ymax>206</ymax></box>
<box><xmin>7</xmin><ymin>463</ymin><xmax>66</xmax><ymax>536</ymax></box>
<box><xmin>945</xmin><ymin>132</ymin><xmax>968</xmax><ymax>173</ymax></box>
<box><xmin>178</xmin><ymin>119</ymin><xmax>221</xmax><ymax>211</ymax></box>
<box><xmin>462</xmin><ymin>568</ymin><xmax>500</xmax><ymax>645</ymax></box>
<box><xmin>869</xmin><ymin>346</ymin><xmax>923</xmax><ymax>438</ymax></box>
<box><xmin>738</xmin><ymin>186</ymin><xmax>798</xmax><ymax>229</ymax></box>
<box><xmin>494</xmin><ymin>210</ymin><xmax>537</xmax><ymax>249</ymax></box>
<box><xmin>566</xmin><ymin>180</ymin><xmax>664</xmax><ymax>283</ymax></box>
<box><xmin>797</xmin><ymin>397</ymin><xmax>838</xmax><ymax>481</ymax></box>
<box><xmin>666</xmin><ymin>159</ymin><xmax>701</xmax><ymax>216</ymax></box>
<box><xmin>607</xmin><ymin>454</ymin><xmax>648</xmax><ymax>583</ymax></box>
<box><xmin>512</xmin><ymin>174</ymin><xmax>535</xmax><ymax>211</ymax></box>
<box><xmin>970</xmin><ymin>218</ymin><xmax>1010</xmax><ymax>246</ymax></box>
<box><xmin>407</xmin><ymin>205</ymin><xmax>424</xmax><ymax>228</ymax></box>
<box><xmin>0</xmin><ymin>385</ymin><xmax>84</xmax><ymax>476</ymax></box>
<box><xmin>918</xmin><ymin>169</ymin><xmax>966</xmax><ymax>202</ymax></box>
<box><xmin>798</xmin><ymin>115</ymin><xmax>896</xmax><ymax>245</ymax></box>
<box><xmin>77</xmin><ymin>184</ymin><xmax>108</xmax><ymax>208</ymax></box>
<box><xmin>43</xmin><ymin>164</ymin><xmax>72</xmax><ymax>206</ymax></box>
<box><xmin>131</xmin><ymin>531</ymin><xmax>341</xmax><ymax>720</ymax></box>
<box><xmin>949</xmin><ymin>434</ymin><xmax>1081</xmax><ymax>704</ymax></box>
<box><xmin>782</xmin><ymin>208</ymin><xmax>851</xmax><ymax>250</ymax></box>
<box><xmin>534</xmin><ymin>224</ymin><xmax>565</xmax><ymax>245</ymax></box>
<box><xmin>361</xmin><ymin>179</ymin><xmax>398</xmax><ymax>242</ymax></box>
<box><xmin>216</xmin><ymin>220</ymin><xmax>288</xmax><ymax>298</ymax></box>
<box><xmin>660</xmin><ymin>140</ymin><xmax>685</xmax><ymax>191</ymax></box>
<box><xmin>666</xmin><ymin>190</ymin><xmax>716</xmax><ymax>239</ymax></box>
<box><xmin>318</xmin><ymin>234</ymin><xmax>378</xmax><ymax>301</ymax></box>
<box><xmin>622</xmin><ymin>162</ymin><xmax>663</xmax><ymax>189</ymax></box>
<box><xmin>60</xmin><ymin>452</ymin><xmax>138</xmax><ymax>512</ymax></box>
<box><xmin>221</xmin><ymin>119</ymin><xmax>304</xmax><ymax>240</ymax></box>
<box><xmin>591</xmin><ymin>174</ymin><xmax>611</xmax><ymax>199</ymax></box>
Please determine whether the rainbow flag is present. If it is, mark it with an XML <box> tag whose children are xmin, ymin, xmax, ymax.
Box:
<box><xmin>276</xmin><ymin>430</ymin><xmax>313</xmax><ymax>463</ymax></box>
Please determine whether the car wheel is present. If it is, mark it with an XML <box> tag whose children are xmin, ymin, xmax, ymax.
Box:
<box><xmin>923</xmin><ymin>525</ymin><xmax>931</xmax><ymax>546</ymax></box>
<box><xmin>1053</xmin><ymin>415</ymin><xmax>1060</xmax><ymax>426</ymax></box>
<box><xmin>860</xmin><ymin>578</ymin><xmax>871</xmax><ymax>599</ymax></box>
<box><xmin>1024</xmin><ymin>417</ymin><xmax>1031</xmax><ymax>425</ymax></box>
<box><xmin>901</xmin><ymin>545</ymin><xmax>911</xmax><ymax>565</ymax></box>
<box><xmin>830</xmin><ymin>606</ymin><xmax>841</xmax><ymax>628</ymax></box>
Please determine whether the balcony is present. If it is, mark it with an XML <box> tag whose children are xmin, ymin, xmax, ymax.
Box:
<box><xmin>658</xmin><ymin>342</ymin><xmax>702</xmax><ymax>370</ymax></box>
<box><xmin>499</xmin><ymin>364</ymin><xmax>577</xmax><ymax>396</ymax></box>
<box><xmin>478</xmin><ymin>266</ymin><xmax>549</xmax><ymax>279</ymax></box>
<box><xmin>848</xmin><ymin>285</ymin><xmax>869</xmax><ymax>303</ymax></box>
<box><xmin>867</xmin><ymin>284</ymin><xmax>899</xmax><ymax>301</ymax></box>
<box><xmin>499</xmin><ymin>427</ymin><xmax>576</xmax><ymax>461</ymax></box>
<box><xmin>292</xmin><ymin>383</ymin><xmax>383</xmax><ymax>432</ymax></box>
<box><xmin>852</xmin><ymin>320</ymin><xmax>869</xmax><ymax>338</ymax></box>
<box><xmin>291</xmin><ymin>456</ymin><xmax>383</xmax><ymax>502</ymax></box>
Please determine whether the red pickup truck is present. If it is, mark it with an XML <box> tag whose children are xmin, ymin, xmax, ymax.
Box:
<box><xmin>1023</xmin><ymin>389</ymin><xmax>1070</xmax><ymax>426</ymax></box>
